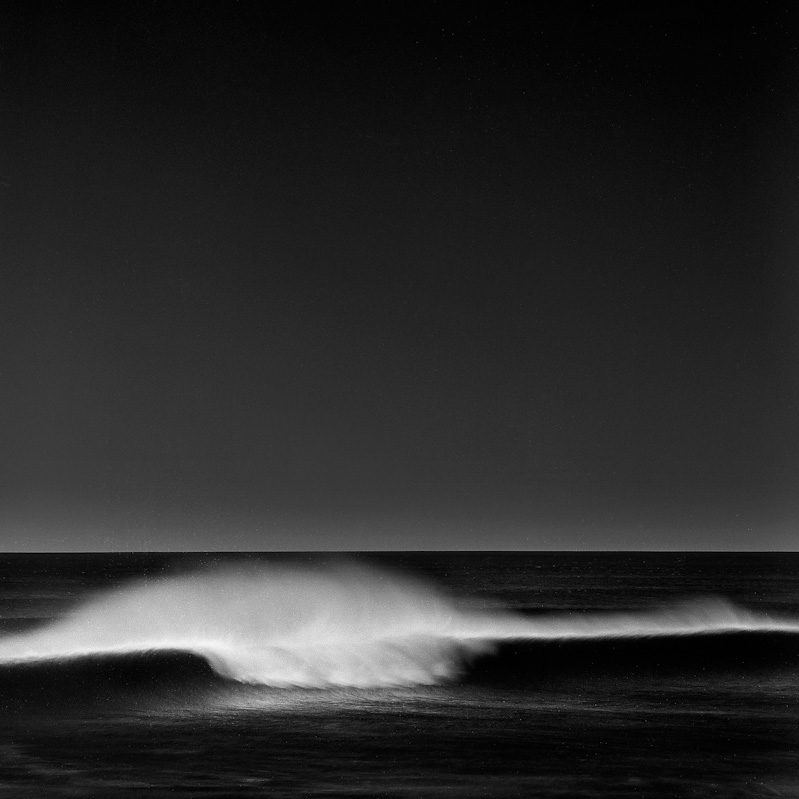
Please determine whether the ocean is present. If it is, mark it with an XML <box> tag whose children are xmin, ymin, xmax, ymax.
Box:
<box><xmin>0</xmin><ymin>551</ymin><xmax>797</xmax><ymax>797</ymax></box>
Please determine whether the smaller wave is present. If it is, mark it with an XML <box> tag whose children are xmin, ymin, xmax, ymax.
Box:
<box><xmin>478</xmin><ymin>595</ymin><xmax>799</xmax><ymax>642</ymax></box>
<box><xmin>0</xmin><ymin>562</ymin><xmax>796</xmax><ymax>690</ymax></box>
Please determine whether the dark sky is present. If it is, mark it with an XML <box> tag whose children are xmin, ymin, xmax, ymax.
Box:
<box><xmin>2</xmin><ymin>2</ymin><xmax>797</xmax><ymax>551</ymax></box>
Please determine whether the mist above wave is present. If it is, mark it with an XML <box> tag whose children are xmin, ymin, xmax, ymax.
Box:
<box><xmin>0</xmin><ymin>560</ymin><xmax>794</xmax><ymax>687</ymax></box>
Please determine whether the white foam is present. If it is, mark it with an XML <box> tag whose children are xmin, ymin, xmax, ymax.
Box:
<box><xmin>0</xmin><ymin>561</ymin><xmax>795</xmax><ymax>687</ymax></box>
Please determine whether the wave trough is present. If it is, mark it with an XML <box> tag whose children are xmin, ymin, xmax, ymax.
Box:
<box><xmin>0</xmin><ymin>560</ymin><xmax>796</xmax><ymax>688</ymax></box>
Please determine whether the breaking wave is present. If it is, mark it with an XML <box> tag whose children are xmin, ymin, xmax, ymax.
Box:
<box><xmin>0</xmin><ymin>560</ymin><xmax>797</xmax><ymax>690</ymax></box>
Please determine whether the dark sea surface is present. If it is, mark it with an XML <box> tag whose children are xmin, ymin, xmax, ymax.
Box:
<box><xmin>0</xmin><ymin>551</ymin><xmax>797</xmax><ymax>797</ymax></box>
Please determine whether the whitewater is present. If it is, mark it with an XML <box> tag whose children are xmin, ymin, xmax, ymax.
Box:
<box><xmin>0</xmin><ymin>560</ymin><xmax>796</xmax><ymax>688</ymax></box>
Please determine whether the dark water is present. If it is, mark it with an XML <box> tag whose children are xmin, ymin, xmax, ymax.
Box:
<box><xmin>0</xmin><ymin>552</ymin><xmax>797</xmax><ymax>797</ymax></box>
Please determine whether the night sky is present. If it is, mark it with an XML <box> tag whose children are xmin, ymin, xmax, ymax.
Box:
<box><xmin>2</xmin><ymin>2</ymin><xmax>798</xmax><ymax>551</ymax></box>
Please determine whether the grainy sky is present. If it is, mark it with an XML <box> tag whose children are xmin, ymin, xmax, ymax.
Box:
<box><xmin>2</xmin><ymin>2</ymin><xmax>797</xmax><ymax>551</ymax></box>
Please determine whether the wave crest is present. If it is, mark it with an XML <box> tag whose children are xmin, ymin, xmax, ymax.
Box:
<box><xmin>0</xmin><ymin>561</ymin><xmax>496</xmax><ymax>686</ymax></box>
<box><xmin>0</xmin><ymin>560</ymin><xmax>795</xmax><ymax>688</ymax></box>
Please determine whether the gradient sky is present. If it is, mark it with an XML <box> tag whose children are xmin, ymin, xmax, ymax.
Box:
<box><xmin>2</xmin><ymin>3</ymin><xmax>798</xmax><ymax>551</ymax></box>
